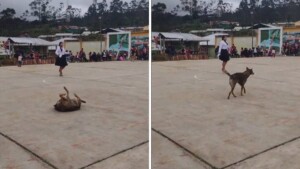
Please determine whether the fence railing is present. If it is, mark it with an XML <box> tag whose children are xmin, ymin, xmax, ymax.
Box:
<box><xmin>153</xmin><ymin>53</ymin><xmax>209</xmax><ymax>61</ymax></box>
<box><xmin>0</xmin><ymin>57</ymin><xmax>56</xmax><ymax>66</ymax></box>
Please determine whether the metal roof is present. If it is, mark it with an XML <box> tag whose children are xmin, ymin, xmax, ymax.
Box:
<box><xmin>7</xmin><ymin>37</ymin><xmax>52</xmax><ymax>46</ymax></box>
<box><xmin>81</xmin><ymin>31</ymin><xmax>100</xmax><ymax>36</ymax></box>
<box><xmin>153</xmin><ymin>32</ymin><xmax>209</xmax><ymax>42</ymax></box>
<box><xmin>249</xmin><ymin>23</ymin><xmax>277</xmax><ymax>29</ymax></box>
<box><xmin>55</xmin><ymin>33</ymin><xmax>80</xmax><ymax>36</ymax></box>
<box><xmin>50</xmin><ymin>38</ymin><xmax>78</xmax><ymax>46</ymax></box>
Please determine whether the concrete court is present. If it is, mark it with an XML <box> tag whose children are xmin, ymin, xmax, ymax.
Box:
<box><xmin>152</xmin><ymin>57</ymin><xmax>300</xmax><ymax>169</ymax></box>
<box><xmin>0</xmin><ymin>61</ymin><xmax>148</xmax><ymax>169</ymax></box>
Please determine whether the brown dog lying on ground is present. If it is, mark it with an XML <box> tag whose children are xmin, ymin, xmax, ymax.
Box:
<box><xmin>226</xmin><ymin>67</ymin><xmax>254</xmax><ymax>99</ymax></box>
<box><xmin>54</xmin><ymin>87</ymin><xmax>86</xmax><ymax>112</ymax></box>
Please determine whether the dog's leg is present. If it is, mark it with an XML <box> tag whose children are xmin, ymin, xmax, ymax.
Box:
<box><xmin>228</xmin><ymin>80</ymin><xmax>233</xmax><ymax>99</ymax></box>
<box><xmin>244</xmin><ymin>86</ymin><xmax>246</xmax><ymax>94</ymax></box>
<box><xmin>63</xmin><ymin>86</ymin><xmax>70</xmax><ymax>99</ymax></box>
<box><xmin>228</xmin><ymin>80</ymin><xmax>237</xmax><ymax>99</ymax></box>
<box><xmin>231</xmin><ymin>83</ymin><xmax>237</xmax><ymax>98</ymax></box>
<box><xmin>74</xmin><ymin>93</ymin><xmax>86</xmax><ymax>103</ymax></box>
<box><xmin>59</xmin><ymin>93</ymin><xmax>67</xmax><ymax>101</ymax></box>
<box><xmin>228</xmin><ymin>90</ymin><xmax>231</xmax><ymax>99</ymax></box>
<box><xmin>241</xmin><ymin>85</ymin><xmax>244</xmax><ymax>96</ymax></box>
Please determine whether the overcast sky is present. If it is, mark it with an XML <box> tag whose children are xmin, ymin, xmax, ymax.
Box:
<box><xmin>152</xmin><ymin>0</ymin><xmax>242</xmax><ymax>12</ymax></box>
<box><xmin>0</xmin><ymin>0</ymin><xmax>130</xmax><ymax>18</ymax></box>
<box><xmin>0</xmin><ymin>0</ymin><xmax>242</xmax><ymax>18</ymax></box>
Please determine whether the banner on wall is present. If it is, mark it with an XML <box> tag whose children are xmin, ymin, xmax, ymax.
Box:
<box><xmin>107</xmin><ymin>32</ymin><xmax>131</xmax><ymax>56</ymax></box>
<box><xmin>131</xmin><ymin>36</ymin><xmax>148</xmax><ymax>46</ymax></box>
<box><xmin>283</xmin><ymin>32</ymin><xmax>300</xmax><ymax>44</ymax></box>
<box><xmin>258</xmin><ymin>27</ymin><xmax>283</xmax><ymax>54</ymax></box>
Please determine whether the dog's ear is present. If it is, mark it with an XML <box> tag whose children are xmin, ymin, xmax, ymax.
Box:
<box><xmin>246</xmin><ymin>67</ymin><xmax>249</xmax><ymax>70</ymax></box>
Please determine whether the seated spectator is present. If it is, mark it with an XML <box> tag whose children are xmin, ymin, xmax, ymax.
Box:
<box><xmin>240</xmin><ymin>48</ymin><xmax>244</xmax><ymax>57</ymax></box>
<box><xmin>97</xmin><ymin>52</ymin><xmax>102</xmax><ymax>61</ymax></box>
<box><xmin>102</xmin><ymin>50</ymin><xmax>107</xmax><ymax>61</ymax></box>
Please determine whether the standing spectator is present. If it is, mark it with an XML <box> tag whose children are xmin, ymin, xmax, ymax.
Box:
<box><xmin>231</xmin><ymin>44</ymin><xmax>238</xmax><ymax>57</ymax></box>
<box><xmin>154</xmin><ymin>36</ymin><xmax>159</xmax><ymax>48</ymax></box>
<box><xmin>165</xmin><ymin>45</ymin><xmax>171</xmax><ymax>60</ymax></box>
<box><xmin>253</xmin><ymin>47</ymin><xmax>257</xmax><ymax>57</ymax></box>
<box><xmin>244</xmin><ymin>48</ymin><xmax>249</xmax><ymax>58</ymax></box>
<box><xmin>184</xmin><ymin>47</ymin><xmax>188</xmax><ymax>60</ymax></box>
<box><xmin>186</xmin><ymin>48</ymin><xmax>191</xmax><ymax>60</ymax></box>
<box><xmin>96</xmin><ymin>52</ymin><xmax>102</xmax><ymax>61</ymax></box>
<box><xmin>16</xmin><ymin>48</ymin><xmax>23</xmax><ymax>67</ymax></box>
<box><xmin>92</xmin><ymin>52</ymin><xmax>96</xmax><ymax>61</ymax></box>
<box><xmin>271</xmin><ymin>48</ymin><xmax>276</xmax><ymax>57</ymax></box>
<box><xmin>295</xmin><ymin>43</ymin><xmax>299</xmax><ymax>56</ymax></box>
<box><xmin>36</xmin><ymin>52</ymin><xmax>41</xmax><ymax>64</ymax></box>
<box><xmin>79</xmin><ymin>48</ymin><xmax>84</xmax><ymax>57</ymax></box>
<box><xmin>249</xmin><ymin>48</ymin><xmax>253</xmax><ymax>57</ymax></box>
<box><xmin>65</xmin><ymin>50</ymin><xmax>71</xmax><ymax>62</ymax></box>
<box><xmin>131</xmin><ymin>46</ymin><xmax>137</xmax><ymax>61</ymax></box>
<box><xmin>18</xmin><ymin>54</ymin><xmax>23</xmax><ymax>67</ymax></box>
<box><xmin>170</xmin><ymin>45</ymin><xmax>176</xmax><ymax>60</ymax></box>
<box><xmin>102</xmin><ymin>50</ymin><xmax>107</xmax><ymax>61</ymax></box>
<box><xmin>215</xmin><ymin>46</ymin><xmax>219</xmax><ymax>57</ymax></box>
<box><xmin>240</xmin><ymin>47</ymin><xmax>244</xmax><ymax>57</ymax></box>
<box><xmin>69</xmin><ymin>51</ymin><xmax>75</xmax><ymax>62</ymax></box>
<box><xmin>283</xmin><ymin>43</ymin><xmax>287</xmax><ymax>56</ymax></box>
<box><xmin>75</xmin><ymin>52</ymin><xmax>80</xmax><ymax>62</ymax></box>
<box><xmin>82</xmin><ymin>52</ymin><xmax>88</xmax><ymax>62</ymax></box>
<box><xmin>88</xmin><ymin>52</ymin><xmax>92</xmax><ymax>61</ymax></box>
<box><xmin>107</xmin><ymin>51</ymin><xmax>112</xmax><ymax>61</ymax></box>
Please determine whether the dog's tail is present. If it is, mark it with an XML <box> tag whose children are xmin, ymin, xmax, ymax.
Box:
<box><xmin>225</xmin><ymin>71</ymin><xmax>231</xmax><ymax>77</ymax></box>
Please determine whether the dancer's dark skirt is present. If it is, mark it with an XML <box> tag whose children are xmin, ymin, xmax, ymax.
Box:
<box><xmin>55</xmin><ymin>55</ymin><xmax>68</xmax><ymax>67</ymax></box>
<box><xmin>219</xmin><ymin>49</ymin><xmax>230</xmax><ymax>62</ymax></box>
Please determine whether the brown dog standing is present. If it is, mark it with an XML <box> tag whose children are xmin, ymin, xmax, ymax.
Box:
<box><xmin>226</xmin><ymin>67</ymin><xmax>254</xmax><ymax>99</ymax></box>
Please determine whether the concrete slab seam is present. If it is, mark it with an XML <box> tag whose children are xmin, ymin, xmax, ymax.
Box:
<box><xmin>0</xmin><ymin>132</ymin><xmax>59</xmax><ymax>169</ymax></box>
<box><xmin>152</xmin><ymin>128</ymin><xmax>218</xmax><ymax>169</ymax></box>
<box><xmin>221</xmin><ymin>135</ymin><xmax>300</xmax><ymax>169</ymax></box>
<box><xmin>78</xmin><ymin>140</ymin><xmax>149</xmax><ymax>169</ymax></box>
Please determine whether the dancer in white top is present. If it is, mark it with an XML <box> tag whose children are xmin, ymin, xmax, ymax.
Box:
<box><xmin>55</xmin><ymin>42</ymin><xmax>68</xmax><ymax>76</ymax></box>
<box><xmin>218</xmin><ymin>36</ymin><xmax>230</xmax><ymax>73</ymax></box>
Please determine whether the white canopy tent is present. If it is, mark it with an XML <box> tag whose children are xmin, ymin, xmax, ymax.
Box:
<box><xmin>152</xmin><ymin>32</ymin><xmax>209</xmax><ymax>55</ymax></box>
<box><xmin>5</xmin><ymin>37</ymin><xmax>53</xmax><ymax>58</ymax></box>
<box><xmin>48</xmin><ymin>38</ymin><xmax>78</xmax><ymax>50</ymax></box>
<box><xmin>199</xmin><ymin>33</ymin><xmax>229</xmax><ymax>46</ymax></box>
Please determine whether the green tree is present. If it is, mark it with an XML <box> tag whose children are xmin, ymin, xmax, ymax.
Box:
<box><xmin>0</xmin><ymin>8</ymin><xmax>16</xmax><ymax>20</ymax></box>
<box><xmin>216</xmin><ymin>0</ymin><xmax>232</xmax><ymax>17</ymax></box>
<box><xmin>249</xmin><ymin>0</ymin><xmax>259</xmax><ymax>9</ymax></box>
<box><xmin>238</xmin><ymin>0</ymin><xmax>249</xmax><ymax>10</ymax></box>
<box><xmin>85</xmin><ymin>3</ymin><xmax>99</xmax><ymax>30</ymax></box>
<box><xmin>65</xmin><ymin>5</ymin><xmax>81</xmax><ymax>21</ymax></box>
<box><xmin>137</xmin><ymin>0</ymin><xmax>148</xmax><ymax>9</ymax></box>
<box><xmin>129</xmin><ymin>0</ymin><xmax>138</xmax><ymax>10</ymax></box>
<box><xmin>261</xmin><ymin>0</ymin><xmax>277</xmax><ymax>8</ymax></box>
<box><xmin>110</xmin><ymin>0</ymin><xmax>124</xmax><ymax>13</ymax></box>
<box><xmin>51</xmin><ymin>2</ymin><xmax>64</xmax><ymax>20</ymax></box>
<box><xmin>97</xmin><ymin>0</ymin><xmax>108</xmax><ymax>16</ymax></box>
<box><xmin>152</xmin><ymin>3</ymin><xmax>167</xmax><ymax>14</ymax></box>
<box><xmin>20</xmin><ymin>10</ymin><xmax>30</xmax><ymax>21</ymax></box>
<box><xmin>29</xmin><ymin>0</ymin><xmax>55</xmax><ymax>21</ymax></box>
<box><xmin>179</xmin><ymin>0</ymin><xmax>216</xmax><ymax>18</ymax></box>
